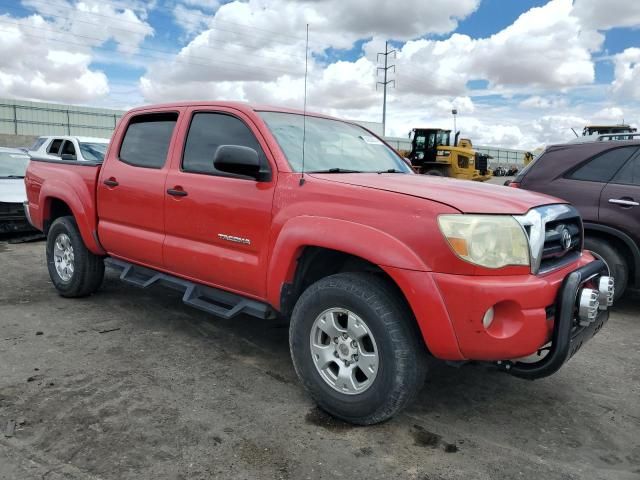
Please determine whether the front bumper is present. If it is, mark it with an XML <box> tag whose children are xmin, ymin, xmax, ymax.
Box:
<box><xmin>385</xmin><ymin>254</ymin><xmax>611</xmax><ymax>374</ymax></box>
<box><xmin>497</xmin><ymin>259</ymin><xmax>609</xmax><ymax>379</ymax></box>
<box><xmin>0</xmin><ymin>201</ymin><xmax>34</xmax><ymax>234</ymax></box>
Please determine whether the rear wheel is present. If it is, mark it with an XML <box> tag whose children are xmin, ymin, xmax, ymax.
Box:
<box><xmin>584</xmin><ymin>236</ymin><xmax>628</xmax><ymax>300</ymax></box>
<box><xmin>289</xmin><ymin>272</ymin><xmax>427</xmax><ymax>425</ymax></box>
<box><xmin>425</xmin><ymin>169</ymin><xmax>445</xmax><ymax>176</ymax></box>
<box><xmin>46</xmin><ymin>216</ymin><xmax>104</xmax><ymax>297</ymax></box>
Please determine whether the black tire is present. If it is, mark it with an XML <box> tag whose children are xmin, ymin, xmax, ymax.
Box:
<box><xmin>46</xmin><ymin>216</ymin><xmax>104</xmax><ymax>298</ymax></box>
<box><xmin>289</xmin><ymin>272</ymin><xmax>427</xmax><ymax>425</ymax></box>
<box><xmin>584</xmin><ymin>236</ymin><xmax>627</xmax><ymax>300</ymax></box>
<box><xmin>425</xmin><ymin>169</ymin><xmax>445</xmax><ymax>176</ymax></box>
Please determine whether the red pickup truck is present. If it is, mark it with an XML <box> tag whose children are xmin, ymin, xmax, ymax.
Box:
<box><xmin>25</xmin><ymin>102</ymin><xmax>614</xmax><ymax>425</ymax></box>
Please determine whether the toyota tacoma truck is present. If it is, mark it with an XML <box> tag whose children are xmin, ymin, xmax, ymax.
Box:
<box><xmin>25</xmin><ymin>102</ymin><xmax>614</xmax><ymax>425</ymax></box>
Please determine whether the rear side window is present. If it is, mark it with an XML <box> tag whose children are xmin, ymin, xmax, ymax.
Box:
<box><xmin>48</xmin><ymin>139</ymin><xmax>63</xmax><ymax>155</ymax></box>
<box><xmin>182</xmin><ymin>112</ymin><xmax>267</xmax><ymax>176</ymax></box>
<box><xmin>119</xmin><ymin>113</ymin><xmax>178</xmax><ymax>169</ymax></box>
<box><xmin>568</xmin><ymin>146</ymin><xmax>637</xmax><ymax>182</ymax></box>
<box><xmin>611</xmin><ymin>151</ymin><xmax>640</xmax><ymax>186</ymax></box>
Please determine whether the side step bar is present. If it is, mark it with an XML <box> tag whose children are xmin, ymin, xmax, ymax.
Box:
<box><xmin>104</xmin><ymin>258</ymin><xmax>274</xmax><ymax>320</ymax></box>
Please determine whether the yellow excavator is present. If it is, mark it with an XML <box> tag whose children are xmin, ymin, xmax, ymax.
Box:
<box><xmin>404</xmin><ymin>128</ymin><xmax>491</xmax><ymax>182</ymax></box>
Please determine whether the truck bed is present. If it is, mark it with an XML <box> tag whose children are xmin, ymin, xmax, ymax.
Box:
<box><xmin>25</xmin><ymin>157</ymin><xmax>102</xmax><ymax>247</ymax></box>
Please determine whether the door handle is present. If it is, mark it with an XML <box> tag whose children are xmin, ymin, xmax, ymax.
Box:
<box><xmin>103</xmin><ymin>178</ymin><xmax>119</xmax><ymax>187</ymax></box>
<box><xmin>608</xmin><ymin>198</ymin><xmax>639</xmax><ymax>207</ymax></box>
<box><xmin>167</xmin><ymin>188</ymin><xmax>188</xmax><ymax>197</ymax></box>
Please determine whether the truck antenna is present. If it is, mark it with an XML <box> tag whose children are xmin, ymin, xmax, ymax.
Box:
<box><xmin>300</xmin><ymin>23</ymin><xmax>309</xmax><ymax>186</ymax></box>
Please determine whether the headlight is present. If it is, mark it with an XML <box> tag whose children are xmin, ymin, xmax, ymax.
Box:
<box><xmin>438</xmin><ymin>215</ymin><xmax>530</xmax><ymax>269</ymax></box>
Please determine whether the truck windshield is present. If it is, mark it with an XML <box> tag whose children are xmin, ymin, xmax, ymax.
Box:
<box><xmin>0</xmin><ymin>152</ymin><xmax>30</xmax><ymax>178</ymax></box>
<box><xmin>259</xmin><ymin>112</ymin><xmax>411</xmax><ymax>173</ymax></box>
<box><xmin>79</xmin><ymin>142</ymin><xmax>108</xmax><ymax>162</ymax></box>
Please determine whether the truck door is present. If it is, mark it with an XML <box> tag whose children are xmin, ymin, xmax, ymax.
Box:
<box><xmin>97</xmin><ymin>110</ymin><xmax>181</xmax><ymax>267</ymax></box>
<box><xmin>163</xmin><ymin>108</ymin><xmax>276</xmax><ymax>298</ymax></box>
<box><xmin>599</xmin><ymin>148</ymin><xmax>640</xmax><ymax>243</ymax></box>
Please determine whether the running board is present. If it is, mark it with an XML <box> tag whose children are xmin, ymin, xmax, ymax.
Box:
<box><xmin>104</xmin><ymin>258</ymin><xmax>274</xmax><ymax>320</ymax></box>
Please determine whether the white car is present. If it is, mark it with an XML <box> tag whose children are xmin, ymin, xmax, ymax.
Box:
<box><xmin>0</xmin><ymin>147</ymin><xmax>33</xmax><ymax>233</ymax></box>
<box><xmin>29</xmin><ymin>135</ymin><xmax>109</xmax><ymax>162</ymax></box>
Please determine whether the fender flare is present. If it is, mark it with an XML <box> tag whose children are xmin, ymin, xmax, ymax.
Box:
<box><xmin>584</xmin><ymin>222</ymin><xmax>640</xmax><ymax>285</ymax></box>
<box><xmin>265</xmin><ymin>215</ymin><xmax>430</xmax><ymax>309</ymax></box>
<box><xmin>40</xmin><ymin>181</ymin><xmax>104</xmax><ymax>255</ymax></box>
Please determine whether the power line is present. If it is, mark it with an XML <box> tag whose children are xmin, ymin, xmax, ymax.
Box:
<box><xmin>0</xmin><ymin>25</ymin><xmax>302</xmax><ymax>78</ymax></box>
<box><xmin>19</xmin><ymin>0</ymin><xmax>308</xmax><ymax>42</ymax></box>
<box><xmin>0</xmin><ymin>19</ymin><xmax>303</xmax><ymax>76</ymax></box>
<box><xmin>377</xmin><ymin>41</ymin><xmax>396</xmax><ymax>137</ymax></box>
<box><xmin>0</xmin><ymin>1</ymin><xmax>307</xmax><ymax>61</ymax></box>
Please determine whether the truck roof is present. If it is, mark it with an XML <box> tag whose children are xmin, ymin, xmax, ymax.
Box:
<box><xmin>126</xmin><ymin>101</ymin><xmax>340</xmax><ymax>122</ymax></box>
<box><xmin>37</xmin><ymin>135</ymin><xmax>110</xmax><ymax>143</ymax></box>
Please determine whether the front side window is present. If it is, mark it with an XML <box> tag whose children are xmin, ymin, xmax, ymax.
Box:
<box><xmin>259</xmin><ymin>112</ymin><xmax>411</xmax><ymax>173</ymax></box>
<box><xmin>119</xmin><ymin>113</ymin><xmax>178</xmax><ymax>169</ymax></box>
<box><xmin>568</xmin><ymin>146</ymin><xmax>638</xmax><ymax>182</ymax></box>
<box><xmin>182</xmin><ymin>112</ymin><xmax>268</xmax><ymax>176</ymax></box>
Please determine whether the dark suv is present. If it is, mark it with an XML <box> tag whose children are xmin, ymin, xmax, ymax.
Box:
<box><xmin>511</xmin><ymin>139</ymin><xmax>639</xmax><ymax>299</ymax></box>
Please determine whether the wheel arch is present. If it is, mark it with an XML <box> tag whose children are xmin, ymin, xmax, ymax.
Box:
<box><xmin>40</xmin><ymin>187</ymin><xmax>105</xmax><ymax>255</ymax></box>
<box><xmin>584</xmin><ymin>222</ymin><xmax>639</xmax><ymax>286</ymax></box>
<box><xmin>266</xmin><ymin>216</ymin><xmax>430</xmax><ymax>313</ymax></box>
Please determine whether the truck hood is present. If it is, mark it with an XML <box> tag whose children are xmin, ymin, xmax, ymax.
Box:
<box><xmin>0</xmin><ymin>178</ymin><xmax>27</xmax><ymax>203</ymax></box>
<box><xmin>312</xmin><ymin>173</ymin><xmax>564</xmax><ymax>214</ymax></box>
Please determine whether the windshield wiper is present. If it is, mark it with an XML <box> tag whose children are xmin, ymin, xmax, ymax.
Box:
<box><xmin>376</xmin><ymin>169</ymin><xmax>405</xmax><ymax>174</ymax></box>
<box><xmin>308</xmin><ymin>168</ymin><xmax>363</xmax><ymax>173</ymax></box>
<box><xmin>0</xmin><ymin>175</ymin><xmax>25</xmax><ymax>179</ymax></box>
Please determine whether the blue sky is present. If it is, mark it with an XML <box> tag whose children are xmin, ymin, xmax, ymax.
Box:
<box><xmin>0</xmin><ymin>0</ymin><xmax>639</xmax><ymax>148</ymax></box>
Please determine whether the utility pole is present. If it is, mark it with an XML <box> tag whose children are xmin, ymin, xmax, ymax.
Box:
<box><xmin>377</xmin><ymin>41</ymin><xmax>396</xmax><ymax>137</ymax></box>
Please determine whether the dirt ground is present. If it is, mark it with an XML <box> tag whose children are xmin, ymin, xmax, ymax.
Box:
<box><xmin>1</xmin><ymin>240</ymin><xmax>639</xmax><ymax>480</ymax></box>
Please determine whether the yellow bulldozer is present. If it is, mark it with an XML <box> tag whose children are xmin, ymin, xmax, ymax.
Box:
<box><xmin>404</xmin><ymin>128</ymin><xmax>492</xmax><ymax>182</ymax></box>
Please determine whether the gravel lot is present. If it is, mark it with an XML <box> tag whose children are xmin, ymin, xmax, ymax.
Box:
<box><xmin>1</xmin><ymin>239</ymin><xmax>639</xmax><ymax>480</ymax></box>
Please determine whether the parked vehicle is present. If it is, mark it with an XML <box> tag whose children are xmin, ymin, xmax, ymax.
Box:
<box><xmin>25</xmin><ymin>102</ymin><xmax>614</xmax><ymax>425</ymax></box>
<box><xmin>0</xmin><ymin>147</ymin><xmax>34</xmax><ymax>234</ymax></box>
<box><xmin>29</xmin><ymin>135</ymin><xmax>109</xmax><ymax>162</ymax></box>
<box><xmin>511</xmin><ymin>138</ymin><xmax>639</xmax><ymax>299</ymax></box>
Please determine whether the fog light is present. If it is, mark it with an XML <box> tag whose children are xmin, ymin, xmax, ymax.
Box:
<box><xmin>482</xmin><ymin>307</ymin><xmax>495</xmax><ymax>329</ymax></box>
<box><xmin>578</xmin><ymin>288</ymin><xmax>599</xmax><ymax>326</ymax></box>
<box><xmin>598</xmin><ymin>276</ymin><xmax>615</xmax><ymax>309</ymax></box>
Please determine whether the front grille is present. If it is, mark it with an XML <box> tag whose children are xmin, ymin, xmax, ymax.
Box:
<box><xmin>515</xmin><ymin>204</ymin><xmax>583</xmax><ymax>274</ymax></box>
<box><xmin>539</xmin><ymin>217</ymin><xmax>582</xmax><ymax>272</ymax></box>
<box><xmin>0</xmin><ymin>202</ymin><xmax>25</xmax><ymax>218</ymax></box>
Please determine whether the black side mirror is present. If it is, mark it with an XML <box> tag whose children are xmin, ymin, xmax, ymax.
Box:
<box><xmin>213</xmin><ymin>145</ymin><xmax>267</xmax><ymax>181</ymax></box>
<box><xmin>61</xmin><ymin>153</ymin><xmax>76</xmax><ymax>161</ymax></box>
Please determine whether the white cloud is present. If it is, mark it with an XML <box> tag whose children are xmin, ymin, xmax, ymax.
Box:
<box><xmin>0</xmin><ymin>1</ymin><xmax>153</xmax><ymax>103</ymax></box>
<box><xmin>572</xmin><ymin>0</ymin><xmax>640</xmax><ymax>30</ymax></box>
<box><xmin>0</xmin><ymin>14</ymin><xmax>109</xmax><ymax>102</ymax></box>
<box><xmin>22</xmin><ymin>0</ymin><xmax>153</xmax><ymax>54</ymax></box>
<box><xmin>611</xmin><ymin>48</ymin><xmax>640</xmax><ymax>100</ymax></box>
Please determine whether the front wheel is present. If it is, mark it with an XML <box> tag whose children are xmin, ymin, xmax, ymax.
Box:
<box><xmin>584</xmin><ymin>237</ymin><xmax>628</xmax><ymax>300</ymax></box>
<box><xmin>46</xmin><ymin>216</ymin><xmax>105</xmax><ymax>297</ymax></box>
<box><xmin>289</xmin><ymin>272</ymin><xmax>427</xmax><ymax>425</ymax></box>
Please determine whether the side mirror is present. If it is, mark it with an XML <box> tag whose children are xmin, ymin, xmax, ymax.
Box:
<box><xmin>213</xmin><ymin>145</ymin><xmax>266</xmax><ymax>180</ymax></box>
<box><xmin>61</xmin><ymin>153</ymin><xmax>76</xmax><ymax>161</ymax></box>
